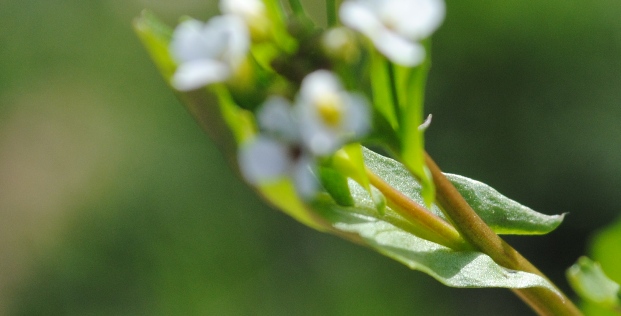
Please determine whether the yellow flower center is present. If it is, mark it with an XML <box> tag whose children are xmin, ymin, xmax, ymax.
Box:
<box><xmin>316</xmin><ymin>93</ymin><xmax>343</xmax><ymax>127</ymax></box>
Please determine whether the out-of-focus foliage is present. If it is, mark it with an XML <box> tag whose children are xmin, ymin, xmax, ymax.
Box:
<box><xmin>1</xmin><ymin>0</ymin><xmax>620</xmax><ymax>315</ymax></box>
<box><xmin>567</xmin><ymin>257</ymin><xmax>620</xmax><ymax>312</ymax></box>
<box><xmin>579</xmin><ymin>220</ymin><xmax>621</xmax><ymax>316</ymax></box>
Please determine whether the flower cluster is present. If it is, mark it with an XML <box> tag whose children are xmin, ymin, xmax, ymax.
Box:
<box><xmin>168</xmin><ymin>0</ymin><xmax>445</xmax><ymax>199</ymax></box>
<box><xmin>239</xmin><ymin>70</ymin><xmax>370</xmax><ymax>198</ymax></box>
<box><xmin>169</xmin><ymin>15</ymin><xmax>249</xmax><ymax>91</ymax></box>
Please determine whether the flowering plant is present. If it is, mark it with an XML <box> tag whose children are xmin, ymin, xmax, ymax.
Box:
<box><xmin>134</xmin><ymin>0</ymin><xmax>619</xmax><ymax>314</ymax></box>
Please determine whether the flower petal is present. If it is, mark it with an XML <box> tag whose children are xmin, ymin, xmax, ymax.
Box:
<box><xmin>342</xmin><ymin>93</ymin><xmax>371</xmax><ymax>136</ymax></box>
<box><xmin>295</xmin><ymin>70</ymin><xmax>371</xmax><ymax>156</ymax></box>
<box><xmin>339</xmin><ymin>1</ymin><xmax>383</xmax><ymax>40</ymax></box>
<box><xmin>171</xmin><ymin>60</ymin><xmax>231</xmax><ymax>91</ymax></box>
<box><xmin>220</xmin><ymin>0</ymin><xmax>266</xmax><ymax>21</ymax></box>
<box><xmin>380</xmin><ymin>0</ymin><xmax>445</xmax><ymax>40</ymax></box>
<box><xmin>299</xmin><ymin>70</ymin><xmax>341</xmax><ymax>104</ymax></box>
<box><xmin>205</xmin><ymin>15</ymin><xmax>250</xmax><ymax>69</ymax></box>
<box><xmin>257</xmin><ymin>96</ymin><xmax>300</xmax><ymax>143</ymax></box>
<box><xmin>239</xmin><ymin>136</ymin><xmax>292</xmax><ymax>184</ymax></box>
<box><xmin>169</xmin><ymin>15</ymin><xmax>250</xmax><ymax>91</ymax></box>
<box><xmin>372</xmin><ymin>29</ymin><xmax>426</xmax><ymax>66</ymax></box>
<box><xmin>170</xmin><ymin>19</ymin><xmax>212</xmax><ymax>63</ymax></box>
<box><xmin>292</xmin><ymin>156</ymin><xmax>319</xmax><ymax>199</ymax></box>
<box><xmin>340</xmin><ymin>0</ymin><xmax>443</xmax><ymax>66</ymax></box>
<box><xmin>302</xmin><ymin>126</ymin><xmax>340</xmax><ymax>156</ymax></box>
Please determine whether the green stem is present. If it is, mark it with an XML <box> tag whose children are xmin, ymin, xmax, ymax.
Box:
<box><xmin>365</xmin><ymin>168</ymin><xmax>471</xmax><ymax>251</ymax></box>
<box><xmin>386</xmin><ymin>62</ymin><xmax>402</xmax><ymax>122</ymax></box>
<box><xmin>288</xmin><ymin>0</ymin><xmax>306</xmax><ymax>17</ymax></box>
<box><xmin>326</xmin><ymin>0</ymin><xmax>337</xmax><ymax>27</ymax></box>
<box><xmin>425</xmin><ymin>152</ymin><xmax>582</xmax><ymax>316</ymax></box>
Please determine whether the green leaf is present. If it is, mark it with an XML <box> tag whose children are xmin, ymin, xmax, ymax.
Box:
<box><xmin>319</xmin><ymin>166</ymin><xmax>355</xmax><ymax>207</ymax></box>
<box><xmin>261</xmin><ymin>0</ymin><xmax>297</xmax><ymax>54</ymax></box>
<box><xmin>447</xmin><ymin>173</ymin><xmax>565</xmax><ymax>235</ymax></box>
<box><xmin>330</xmin><ymin>144</ymin><xmax>385</xmax><ymax>214</ymax></box>
<box><xmin>578</xmin><ymin>219</ymin><xmax>621</xmax><ymax>315</ymax></box>
<box><xmin>567</xmin><ymin>257</ymin><xmax>621</xmax><ymax>310</ymax></box>
<box><xmin>362</xmin><ymin>148</ymin><xmax>564</xmax><ymax>235</ymax></box>
<box><xmin>369</xmin><ymin>50</ymin><xmax>398</xmax><ymax>130</ymax></box>
<box><xmin>332</xmin><ymin>144</ymin><xmax>370</xmax><ymax>191</ymax></box>
<box><xmin>307</xmin><ymin>147</ymin><xmax>561</xmax><ymax>291</ymax></box>
<box><xmin>311</xmin><ymin>196</ymin><xmax>558</xmax><ymax>292</ymax></box>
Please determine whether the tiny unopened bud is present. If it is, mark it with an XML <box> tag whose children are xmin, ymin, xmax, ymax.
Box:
<box><xmin>322</xmin><ymin>27</ymin><xmax>360</xmax><ymax>63</ymax></box>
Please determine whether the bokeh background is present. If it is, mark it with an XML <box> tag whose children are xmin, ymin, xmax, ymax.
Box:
<box><xmin>1</xmin><ymin>0</ymin><xmax>620</xmax><ymax>315</ymax></box>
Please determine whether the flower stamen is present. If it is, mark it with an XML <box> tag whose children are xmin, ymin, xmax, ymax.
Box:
<box><xmin>316</xmin><ymin>93</ymin><xmax>343</xmax><ymax>127</ymax></box>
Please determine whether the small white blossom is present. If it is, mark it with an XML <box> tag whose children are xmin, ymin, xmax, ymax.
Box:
<box><xmin>239</xmin><ymin>96</ymin><xmax>319</xmax><ymax>198</ymax></box>
<box><xmin>238</xmin><ymin>136</ymin><xmax>317</xmax><ymax>198</ymax></box>
<box><xmin>238</xmin><ymin>72</ymin><xmax>370</xmax><ymax>198</ymax></box>
<box><xmin>219</xmin><ymin>0</ymin><xmax>271</xmax><ymax>41</ymax></box>
<box><xmin>170</xmin><ymin>16</ymin><xmax>249</xmax><ymax>91</ymax></box>
<box><xmin>220</xmin><ymin>0</ymin><xmax>266</xmax><ymax>23</ymax></box>
<box><xmin>296</xmin><ymin>70</ymin><xmax>370</xmax><ymax>156</ymax></box>
<box><xmin>339</xmin><ymin>0</ymin><xmax>445</xmax><ymax>66</ymax></box>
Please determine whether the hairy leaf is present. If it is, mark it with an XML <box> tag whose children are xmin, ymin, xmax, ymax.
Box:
<box><xmin>448</xmin><ymin>173</ymin><xmax>565</xmax><ymax>235</ymax></box>
<box><xmin>312</xmin><ymin>196</ymin><xmax>557</xmax><ymax>291</ymax></box>
<box><xmin>310</xmin><ymin>148</ymin><xmax>562</xmax><ymax>291</ymax></box>
<box><xmin>363</xmin><ymin>148</ymin><xmax>564</xmax><ymax>235</ymax></box>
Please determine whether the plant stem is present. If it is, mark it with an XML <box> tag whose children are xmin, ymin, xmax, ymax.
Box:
<box><xmin>288</xmin><ymin>0</ymin><xmax>306</xmax><ymax>17</ymax></box>
<box><xmin>425</xmin><ymin>152</ymin><xmax>582</xmax><ymax>316</ymax></box>
<box><xmin>365</xmin><ymin>168</ymin><xmax>471</xmax><ymax>251</ymax></box>
<box><xmin>386</xmin><ymin>62</ymin><xmax>402</xmax><ymax>121</ymax></box>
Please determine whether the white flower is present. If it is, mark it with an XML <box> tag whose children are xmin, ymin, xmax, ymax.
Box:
<box><xmin>220</xmin><ymin>0</ymin><xmax>266</xmax><ymax>23</ymax></box>
<box><xmin>238</xmin><ymin>136</ymin><xmax>317</xmax><ymax>198</ymax></box>
<box><xmin>296</xmin><ymin>70</ymin><xmax>370</xmax><ymax>156</ymax></box>
<box><xmin>169</xmin><ymin>16</ymin><xmax>249</xmax><ymax>91</ymax></box>
<box><xmin>238</xmin><ymin>72</ymin><xmax>370</xmax><ymax>198</ymax></box>
<box><xmin>340</xmin><ymin>0</ymin><xmax>445</xmax><ymax>66</ymax></box>
<box><xmin>239</xmin><ymin>96</ymin><xmax>318</xmax><ymax>198</ymax></box>
<box><xmin>219</xmin><ymin>0</ymin><xmax>271</xmax><ymax>41</ymax></box>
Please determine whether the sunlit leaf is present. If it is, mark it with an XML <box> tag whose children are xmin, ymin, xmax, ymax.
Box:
<box><xmin>312</xmin><ymin>195</ymin><xmax>557</xmax><ymax>292</ymax></box>
<box><xmin>448</xmin><ymin>174</ymin><xmax>565</xmax><ymax>235</ymax></box>
<box><xmin>363</xmin><ymin>148</ymin><xmax>564</xmax><ymax>235</ymax></box>
<box><xmin>310</xmin><ymin>147</ymin><xmax>560</xmax><ymax>291</ymax></box>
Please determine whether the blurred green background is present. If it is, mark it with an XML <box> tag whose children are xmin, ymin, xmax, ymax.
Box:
<box><xmin>1</xmin><ymin>0</ymin><xmax>620</xmax><ymax>315</ymax></box>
